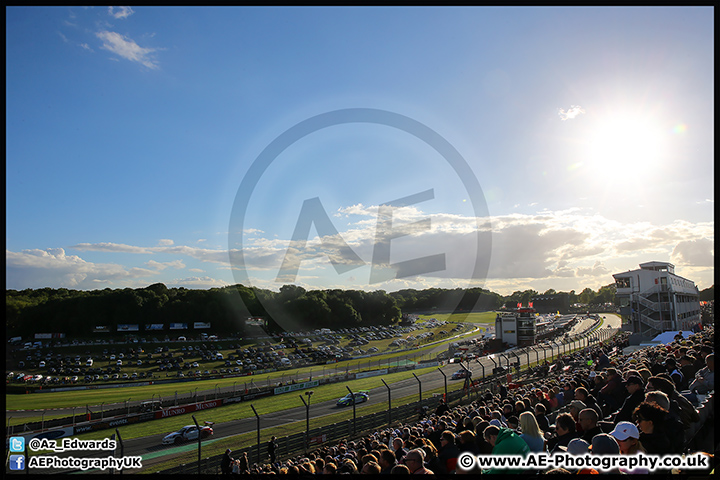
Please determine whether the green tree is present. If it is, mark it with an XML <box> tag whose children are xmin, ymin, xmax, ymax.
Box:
<box><xmin>579</xmin><ymin>287</ymin><xmax>595</xmax><ymax>305</ymax></box>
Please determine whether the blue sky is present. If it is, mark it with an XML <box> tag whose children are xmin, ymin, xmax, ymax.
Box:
<box><xmin>6</xmin><ymin>6</ymin><xmax>714</xmax><ymax>296</ymax></box>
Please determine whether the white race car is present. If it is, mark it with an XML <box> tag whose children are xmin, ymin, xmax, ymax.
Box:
<box><xmin>162</xmin><ymin>424</ymin><xmax>213</xmax><ymax>445</ymax></box>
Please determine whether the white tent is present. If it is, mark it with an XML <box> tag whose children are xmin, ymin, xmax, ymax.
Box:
<box><xmin>647</xmin><ymin>330</ymin><xmax>695</xmax><ymax>345</ymax></box>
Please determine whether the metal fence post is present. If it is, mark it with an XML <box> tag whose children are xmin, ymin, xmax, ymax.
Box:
<box><xmin>345</xmin><ymin>385</ymin><xmax>356</xmax><ymax>435</ymax></box>
<box><xmin>381</xmin><ymin>379</ymin><xmax>391</xmax><ymax>425</ymax></box>
<box><xmin>250</xmin><ymin>404</ymin><xmax>260</xmax><ymax>465</ymax></box>
<box><xmin>191</xmin><ymin>415</ymin><xmax>201</xmax><ymax>475</ymax></box>
<box><xmin>437</xmin><ymin>367</ymin><xmax>447</xmax><ymax>401</ymax></box>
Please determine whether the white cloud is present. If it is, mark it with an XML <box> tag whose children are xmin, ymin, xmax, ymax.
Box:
<box><xmin>167</xmin><ymin>276</ymin><xmax>230</xmax><ymax>289</ymax></box>
<box><xmin>671</xmin><ymin>238</ymin><xmax>714</xmax><ymax>267</ymax></box>
<box><xmin>108</xmin><ymin>7</ymin><xmax>134</xmax><ymax>19</ymax></box>
<box><xmin>558</xmin><ymin>105</ymin><xmax>586</xmax><ymax>121</ymax></box>
<box><xmin>8</xmin><ymin>206</ymin><xmax>714</xmax><ymax>294</ymax></box>
<box><xmin>158</xmin><ymin>239</ymin><xmax>174</xmax><ymax>246</ymax></box>
<box><xmin>6</xmin><ymin>248</ymin><xmax>156</xmax><ymax>290</ymax></box>
<box><xmin>146</xmin><ymin>259</ymin><xmax>185</xmax><ymax>271</ymax></box>
<box><xmin>72</xmin><ymin>242</ymin><xmax>152</xmax><ymax>254</ymax></box>
<box><xmin>95</xmin><ymin>30</ymin><xmax>158</xmax><ymax>69</ymax></box>
<box><xmin>576</xmin><ymin>261</ymin><xmax>610</xmax><ymax>277</ymax></box>
<box><xmin>71</xmin><ymin>242</ymin><xmax>232</xmax><ymax>264</ymax></box>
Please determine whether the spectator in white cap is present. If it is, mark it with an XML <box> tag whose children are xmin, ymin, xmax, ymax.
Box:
<box><xmin>610</xmin><ymin>421</ymin><xmax>645</xmax><ymax>455</ymax></box>
<box><xmin>610</xmin><ymin>422</ymin><xmax>649</xmax><ymax>474</ymax></box>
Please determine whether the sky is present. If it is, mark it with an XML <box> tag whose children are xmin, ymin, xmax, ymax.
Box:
<box><xmin>6</xmin><ymin>6</ymin><xmax>714</xmax><ymax>299</ymax></box>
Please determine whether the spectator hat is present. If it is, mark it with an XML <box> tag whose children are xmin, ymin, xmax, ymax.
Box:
<box><xmin>489</xmin><ymin>419</ymin><xmax>503</xmax><ymax>428</ymax></box>
<box><xmin>589</xmin><ymin>371</ymin><xmax>597</xmax><ymax>378</ymax></box>
<box><xmin>569</xmin><ymin>400</ymin><xmax>586</xmax><ymax>410</ymax></box>
<box><xmin>589</xmin><ymin>434</ymin><xmax>620</xmax><ymax>455</ymax></box>
<box><xmin>567</xmin><ymin>438</ymin><xmax>590</xmax><ymax>455</ymax></box>
<box><xmin>557</xmin><ymin>438</ymin><xmax>590</xmax><ymax>455</ymax></box>
<box><xmin>609</xmin><ymin>422</ymin><xmax>640</xmax><ymax>442</ymax></box>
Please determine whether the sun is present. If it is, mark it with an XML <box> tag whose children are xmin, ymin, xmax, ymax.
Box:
<box><xmin>584</xmin><ymin>112</ymin><xmax>666</xmax><ymax>181</ymax></box>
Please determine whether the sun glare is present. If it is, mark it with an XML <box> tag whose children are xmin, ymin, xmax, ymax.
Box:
<box><xmin>585</xmin><ymin>113</ymin><xmax>666</xmax><ymax>180</ymax></box>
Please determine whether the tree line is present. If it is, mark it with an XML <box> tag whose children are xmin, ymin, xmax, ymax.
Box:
<box><xmin>6</xmin><ymin>283</ymin><xmax>712</xmax><ymax>338</ymax></box>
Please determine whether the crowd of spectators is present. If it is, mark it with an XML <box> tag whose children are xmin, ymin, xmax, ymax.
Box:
<box><xmin>220</xmin><ymin>326</ymin><xmax>714</xmax><ymax>475</ymax></box>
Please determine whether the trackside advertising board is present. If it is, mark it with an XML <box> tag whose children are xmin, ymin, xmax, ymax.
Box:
<box><xmin>154</xmin><ymin>400</ymin><xmax>223</xmax><ymax>419</ymax></box>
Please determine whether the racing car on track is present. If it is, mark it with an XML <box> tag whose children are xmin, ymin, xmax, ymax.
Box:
<box><xmin>451</xmin><ymin>368</ymin><xmax>470</xmax><ymax>379</ymax></box>
<box><xmin>162</xmin><ymin>423</ymin><xmax>214</xmax><ymax>445</ymax></box>
<box><xmin>336</xmin><ymin>391</ymin><xmax>369</xmax><ymax>406</ymax></box>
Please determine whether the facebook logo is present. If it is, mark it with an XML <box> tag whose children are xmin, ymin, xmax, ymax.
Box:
<box><xmin>9</xmin><ymin>436</ymin><xmax>25</xmax><ymax>452</ymax></box>
<box><xmin>9</xmin><ymin>455</ymin><xmax>25</xmax><ymax>471</ymax></box>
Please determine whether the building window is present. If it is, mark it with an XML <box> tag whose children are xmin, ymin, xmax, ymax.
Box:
<box><xmin>616</xmin><ymin>278</ymin><xmax>631</xmax><ymax>289</ymax></box>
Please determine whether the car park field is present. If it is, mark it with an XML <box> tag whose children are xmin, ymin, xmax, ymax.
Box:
<box><xmin>6</xmin><ymin>320</ymin><xmax>478</xmax><ymax>414</ymax></box>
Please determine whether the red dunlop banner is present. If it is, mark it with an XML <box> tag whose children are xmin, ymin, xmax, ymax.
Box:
<box><xmin>155</xmin><ymin>399</ymin><xmax>224</xmax><ymax>419</ymax></box>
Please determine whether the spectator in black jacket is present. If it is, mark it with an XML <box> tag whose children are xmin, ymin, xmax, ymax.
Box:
<box><xmin>614</xmin><ymin>375</ymin><xmax>645</xmax><ymax>423</ymax></box>
<box><xmin>436</xmin><ymin>430</ymin><xmax>461</xmax><ymax>474</ymax></box>
<box><xmin>578</xmin><ymin>409</ymin><xmax>603</xmax><ymax>443</ymax></box>
<box><xmin>378</xmin><ymin>449</ymin><xmax>396</xmax><ymax>474</ymax></box>
<box><xmin>435</xmin><ymin>399</ymin><xmax>450</xmax><ymax>416</ymax></box>
<box><xmin>221</xmin><ymin>449</ymin><xmax>234</xmax><ymax>475</ymax></box>
<box><xmin>647</xmin><ymin>375</ymin><xmax>699</xmax><ymax>429</ymax></box>
<box><xmin>679</xmin><ymin>355</ymin><xmax>697</xmax><ymax>391</ymax></box>
<box><xmin>598</xmin><ymin>368</ymin><xmax>625</xmax><ymax>414</ymax></box>
<box><xmin>392</xmin><ymin>437</ymin><xmax>408</xmax><ymax>463</ymax></box>
<box><xmin>574</xmin><ymin>387</ymin><xmax>603</xmax><ymax>420</ymax></box>
<box><xmin>664</xmin><ymin>357</ymin><xmax>685</xmax><ymax>390</ymax></box>
<box><xmin>534</xmin><ymin>403</ymin><xmax>550</xmax><ymax>432</ymax></box>
<box><xmin>474</xmin><ymin>421</ymin><xmax>493</xmax><ymax>454</ymax></box>
<box><xmin>633</xmin><ymin>402</ymin><xmax>671</xmax><ymax>454</ymax></box>
<box><xmin>546</xmin><ymin>413</ymin><xmax>578</xmax><ymax>454</ymax></box>
<box><xmin>645</xmin><ymin>390</ymin><xmax>685</xmax><ymax>454</ymax></box>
